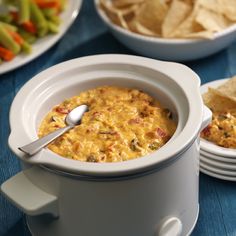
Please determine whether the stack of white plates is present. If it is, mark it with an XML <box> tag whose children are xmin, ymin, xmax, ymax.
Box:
<box><xmin>200</xmin><ymin>79</ymin><xmax>236</xmax><ymax>181</ymax></box>
<box><xmin>200</xmin><ymin>139</ymin><xmax>236</xmax><ymax>181</ymax></box>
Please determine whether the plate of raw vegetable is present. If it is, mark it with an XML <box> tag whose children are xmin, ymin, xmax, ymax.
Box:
<box><xmin>0</xmin><ymin>0</ymin><xmax>83</xmax><ymax>74</ymax></box>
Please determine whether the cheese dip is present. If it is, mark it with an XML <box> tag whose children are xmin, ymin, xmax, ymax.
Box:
<box><xmin>38</xmin><ymin>86</ymin><xmax>177</xmax><ymax>162</ymax></box>
<box><xmin>201</xmin><ymin>109</ymin><xmax>236</xmax><ymax>148</ymax></box>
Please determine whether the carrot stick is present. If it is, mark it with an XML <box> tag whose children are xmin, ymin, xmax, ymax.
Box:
<box><xmin>0</xmin><ymin>46</ymin><xmax>15</xmax><ymax>61</ymax></box>
<box><xmin>7</xmin><ymin>30</ymin><xmax>24</xmax><ymax>45</ymax></box>
<box><xmin>34</xmin><ymin>0</ymin><xmax>61</xmax><ymax>13</ymax></box>
<box><xmin>21</xmin><ymin>21</ymin><xmax>37</xmax><ymax>34</ymax></box>
<box><xmin>36</xmin><ymin>1</ymin><xmax>60</xmax><ymax>9</ymax></box>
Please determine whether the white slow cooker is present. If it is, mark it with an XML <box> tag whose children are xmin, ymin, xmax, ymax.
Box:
<box><xmin>1</xmin><ymin>55</ymin><xmax>211</xmax><ymax>236</ymax></box>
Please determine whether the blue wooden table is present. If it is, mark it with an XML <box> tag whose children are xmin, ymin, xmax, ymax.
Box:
<box><xmin>0</xmin><ymin>1</ymin><xmax>236</xmax><ymax>236</ymax></box>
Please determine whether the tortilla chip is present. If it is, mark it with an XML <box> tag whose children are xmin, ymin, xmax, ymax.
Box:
<box><xmin>128</xmin><ymin>20</ymin><xmax>160</xmax><ymax>36</ymax></box>
<box><xmin>162</xmin><ymin>0</ymin><xmax>192</xmax><ymax>37</ymax></box>
<box><xmin>133</xmin><ymin>0</ymin><xmax>169</xmax><ymax>35</ymax></box>
<box><xmin>197</xmin><ymin>0</ymin><xmax>222</xmax><ymax>13</ymax></box>
<box><xmin>170</xmin><ymin>11</ymin><xmax>203</xmax><ymax>38</ymax></box>
<box><xmin>216</xmin><ymin>76</ymin><xmax>236</xmax><ymax>102</ymax></box>
<box><xmin>218</xmin><ymin>0</ymin><xmax>236</xmax><ymax>21</ymax></box>
<box><xmin>203</xmin><ymin>87</ymin><xmax>236</xmax><ymax>112</ymax></box>
<box><xmin>121</xmin><ymin>4</ymin><xmax>140</xmax><ymax>23</ymax></box>
<box><xmin>112</xmin><ymin>0</ymin><xmax>144</xmax><ymax>8</ymax></box>
<box><xmin>195</xmin><ymin>7</ymin><xmax>231</xmax><ymax>32</ymax></box>
<box><xmin>100</xmin><ymin>0</ymin><xmax>130</xmax><ymax>29</ymax></box>
<box><xmin>199</xmin><ymin>0</ymin><xmax>236</xmax><ymax>21</ymax></box>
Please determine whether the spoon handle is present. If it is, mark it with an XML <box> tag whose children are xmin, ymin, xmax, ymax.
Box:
<box><xmin>19</xmin><ymin>126</ymin><xmax>73</xmax><ymax>156</ymax></box>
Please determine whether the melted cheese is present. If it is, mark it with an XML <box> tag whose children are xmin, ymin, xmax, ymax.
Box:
<box><xmin>38</xmin><ymin>86</ymin><xmax>177</xmax><ymax>162</ymax></box>
<box><xmin>201</xmin><ymin>109</ymin><xmax>236</xmax><ymax>149</ymax></box>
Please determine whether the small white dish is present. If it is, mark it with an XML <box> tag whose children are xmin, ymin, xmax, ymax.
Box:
<box><xmin>94</xmin><ymin>0</ymin><xmax>236</xmax><ymax>61</ymax></box>
<box><xmin>0</xmin><ymin>0</ymin><xmax>83</xmax><ymax>75</ymax></box>
<box><xmin>200</xmin><ymin>79</ymin><xmax>236</xmax><ymax>158</ymax></box>
<box><xmin>200</xmin><ymin>167</ymin><xmax>236</xmax><ymax>182</ymax></box>
<box><xmin>200</xmin><ymin>139</ymin><xmax>236</xmax><ymax>158</ymax></box>
<box><xmin>200</xmin><ymin>154</ymin><xmax>236</xmax><ymax>171</ymax></box>
<box><xmin>200</xmin><ymin>149</ymin><xmax>236</xmax><ymax>163</ymax></box>
<box><xmin>200</xmin><ymin>161</ymin><xmax>236</xmax><ymax>177</ymax></box>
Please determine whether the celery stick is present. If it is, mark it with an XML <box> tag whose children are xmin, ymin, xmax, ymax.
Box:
<box><xmin>21</xmin><ymin>41</ymin><xmax>31</xmax><ymax>54</ymax></box>
<box><xmin>18</xmin><ymin>29</ymin><xmax>36</xmax><ymax>44</ymax></box>
<box><xmin>3</xmin><ymin>0</ymin><xmax>17</xmax><ymax>5</ymax></box>
<box><xmin>48</xmin><ymin>21</ymin><xmax>59</xmax><ymax>34</ymax></box>
<box><xmin>42</xmin><ymin>8</ymin><xmax>60</xmax><ymax>25</ymax></box>
<box><xmin>0</xmin><ymin>14</ymin><xmax>13</xmax><ymax>23</ymax></box>
<box><xmin>0</xmin><ymin>21</ymin><xmax>17</xmax><ymax>31</ymax></box>
<box><xmin>49</xmin><ymin>15</ymin><xmax>60</xmax><ymax>25</ymax></box>
<box><xmin>18</xmin><ymin>0</ymin><xmax>30</xmax><ymax>24</ymax></box>
<box><xmin>0</xmin><ymin>24</ymin><xmax>20</xmax><ymax>54</ymax></box>
<box><xmin>60</xmin><ymin>0</ymin><xmax>66</xmax><ymax>11</ymax></box>
<box><xmin>42</xmin><ymin>8</ymin><xmax>57</xmax><ymax>18</ymax></box>
<box><xmin>30</xmin><ymin>1</ymin><xmax>48</xmax><ymax>37</ymax></box>
<box><xmin>38</xmin><ymin>25</ymin><xmax>48</xmax><ymax>37</ymax></box>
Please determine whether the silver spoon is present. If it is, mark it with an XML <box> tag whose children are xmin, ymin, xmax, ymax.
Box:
<box><xmin>19</xmin><ymin>104</ymin><xmax>88</xmax><ymax>156</ymax></box>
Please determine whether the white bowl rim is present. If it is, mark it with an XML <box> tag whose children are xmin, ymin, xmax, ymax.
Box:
<box><xmin>9</xmin><ymin>54</ymin><xmax>204</xmax><ymax>177</ymax></box>
<box><xmin>95</xmin><ymin>0</ymin><xmax>236</xmax><ymax>45</ymax></box>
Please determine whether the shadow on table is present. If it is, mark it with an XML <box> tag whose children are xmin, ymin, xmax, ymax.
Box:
<box><xmin>55</xmin><ymin>32</ymin><xmax>136</xmax><ymax>64</ymax></box>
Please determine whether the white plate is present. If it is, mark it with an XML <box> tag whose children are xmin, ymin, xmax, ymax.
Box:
<box><xmin>200</xmin><ymin>149</ymin><xmax>236</xmax><ymax>163</ymax></box>
<box><xmin>200</xmin><ymin>167</ymin><xmax>236</xmax><ymax>182</ymax></box>
<box><xmin>0</xmin><ymin>0</ymin><xmax>83</xmax><ymax>75</ymax></box>
<box><xmin>200</xmin><ymin>154</ymin><xmax>236</xmax><ymax>170</ymax></box>
<box><xmin>200</xmin><ymin>161</ymin><xmax>236</xmax><ymax>177</ymax></box>
<box><xmin>200</xmin><ymin>79</ymin><xmax>236</xmax><ymax>158</ymax></box>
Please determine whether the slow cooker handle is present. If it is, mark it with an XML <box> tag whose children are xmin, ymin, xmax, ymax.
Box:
<box><xmin>1</xmin><ymin>171</ymin><xmax>58</xmax><ymax>217</ymax></box>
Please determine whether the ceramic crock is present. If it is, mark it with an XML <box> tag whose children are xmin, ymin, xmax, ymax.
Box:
<box><xmin>1</xmin><ymin>55</ymin><xmax>211</xmax><ymax>236</ymax></box>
